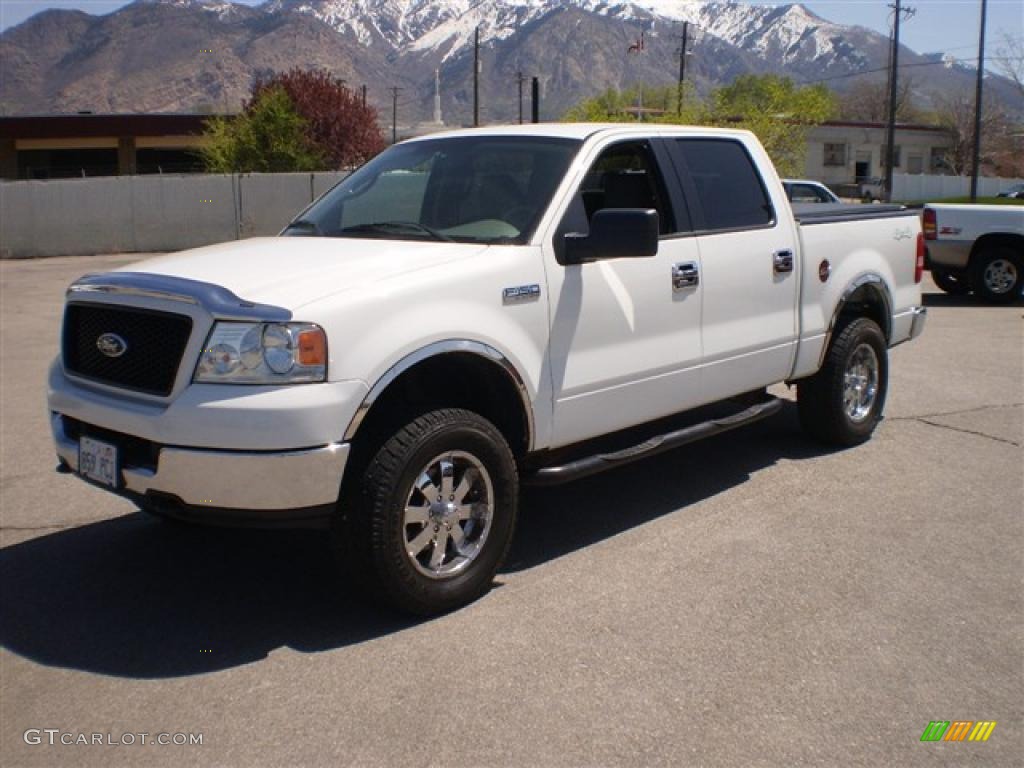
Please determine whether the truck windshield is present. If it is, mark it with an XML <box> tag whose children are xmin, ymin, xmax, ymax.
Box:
<box><xmin>282</xmin><ymin>136</ymin><xmax>581</xmax><ymax>245</ymax></box>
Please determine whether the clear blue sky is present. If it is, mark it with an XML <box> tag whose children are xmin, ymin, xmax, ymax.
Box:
<box><xmin>1</xmin><ymin>0</ymin><xmax>1021</xmax><ymax>59</ymax></box>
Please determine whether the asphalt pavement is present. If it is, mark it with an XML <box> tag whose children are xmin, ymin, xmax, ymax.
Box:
<box><xmin>1</xmin><ymin>255</ymin><xmax>1021</xmax><ymax>767</ymax></box>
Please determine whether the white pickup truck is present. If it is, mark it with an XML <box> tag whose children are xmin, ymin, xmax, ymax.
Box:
<box><xmin>923</xmin><ymin>203</ymin><xmax>1024</xmax><ymax>303</ymax></box>
<box><xmin>49</xmin><ymin>124</ymin><xmax>926</xmax><ymax>614</ymax></box>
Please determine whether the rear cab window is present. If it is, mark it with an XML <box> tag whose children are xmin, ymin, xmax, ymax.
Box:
<box><xmin>666</xmin><ymin>138</ymin><xmax>775</xmax><ymax>232</ymax></box>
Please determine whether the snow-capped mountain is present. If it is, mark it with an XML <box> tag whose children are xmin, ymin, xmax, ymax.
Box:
<box><xmin>1</xmin><ymin>0</ymin><xmax>1019</xmax><ymax>121</ymax></box>
<box><xmin>262</xmin><ymin>0</ymin><xmax>871</xmax><ymax>70</ymax></box>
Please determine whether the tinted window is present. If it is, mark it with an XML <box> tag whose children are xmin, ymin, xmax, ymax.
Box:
<box><xmin>570</xmin><ymin>141</ymin><xmax>682</xmax><ymax>236</ymax></box>
<box><xmin>788</xmin><ymin>183</ymin><xmax>832</xmax><ymax>204</ymax></box>
<box><xmin>673</xmin><ymin>139</ymin><xmax>773</xmax><ymax>231</ymax></box>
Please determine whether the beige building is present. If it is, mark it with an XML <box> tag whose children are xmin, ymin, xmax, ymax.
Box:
<box><xmin>804</xmin><ymin>120</ymin><xmax>953</xmax><ymax>185</ymax></box>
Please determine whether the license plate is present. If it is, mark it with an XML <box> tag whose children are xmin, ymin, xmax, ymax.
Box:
<box><xmin>79</xmin><ymin>436</ymin><xmax>119</xmax><ymax>489</ymax></box>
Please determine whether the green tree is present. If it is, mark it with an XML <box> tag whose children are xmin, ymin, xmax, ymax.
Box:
<box><xmin>201</xmin><ymin>86</ymin><xmax>324</xmax><ymax>173</ymax></box>
<box><xmin>564</xmin><ymin>75</ymin><xmax>833</xmax><ymax>176</ymax></box>
<box><xmin>711</xmin><ymin>75</ymin><xmax>836</xmax><ymax>176</ymax></box>
<box><xmin>563</xmin><ymin>84</ymin><xmax>705</xmax><ymax>124</ymax></box>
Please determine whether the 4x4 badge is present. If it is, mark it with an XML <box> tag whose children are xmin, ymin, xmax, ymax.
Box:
<box><xmin>96</xmin><ymin>333</ymin><xmax>128</xmax><ymax>358</ymax></box>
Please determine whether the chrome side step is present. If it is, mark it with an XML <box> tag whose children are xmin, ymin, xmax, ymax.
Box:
<box><xmin>524</xmin><ymin>397</ymin><xmax>783</xmax><ymax>487</ymax></box>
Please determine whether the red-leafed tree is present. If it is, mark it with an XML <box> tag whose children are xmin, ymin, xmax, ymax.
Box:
<box><xmin>250</xmin><ymin>68</ymin><xmax>386</xmax><ymax>169</ymax></box>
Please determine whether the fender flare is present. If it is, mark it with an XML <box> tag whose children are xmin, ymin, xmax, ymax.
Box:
<box><xmin>342</xmin><ymin>339</ymin><xmax>534</xmax><ymax>450</ymax></box>
<box><xmin>819</xmin><ymin>274</ymin><xmax>893</xmax><ymax>367</ymax></box>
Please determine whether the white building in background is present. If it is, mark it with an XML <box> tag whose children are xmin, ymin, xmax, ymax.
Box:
<box><xmin>804</xmin><ymin>120</ymin><xmax>953</xmax><ymax>185</ymax></box>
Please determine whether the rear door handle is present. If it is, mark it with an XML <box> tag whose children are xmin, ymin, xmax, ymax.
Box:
<box><xmin>773</xmin><ymin>249</ymin><xmax>794</xmax><ymax>274</ymax></box>
<box><xmin>672</xmin><ymin>262</ymin><xmax>700</xmax><ymax>291</ymax></box>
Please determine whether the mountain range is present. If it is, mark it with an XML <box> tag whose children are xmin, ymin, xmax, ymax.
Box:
<box><xmin>1</xmin><ymin>0</ymin><xmax>1020</xmax><ymax>124</ymax></box>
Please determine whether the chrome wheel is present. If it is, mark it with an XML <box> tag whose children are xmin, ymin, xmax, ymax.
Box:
<box><xmin>982</xmin><ymin>258</ymin><xmax>1018</xmax><ymax>295</ymax></box>
<box><xmin>403</xmin><ymin>451</ymin><xmax>494</xmax><ymax>579</ymax></box>
<box><xmin>843</xmin><ymin>343</ymin><xmax>879</xmax><ymax>423</ymax></box>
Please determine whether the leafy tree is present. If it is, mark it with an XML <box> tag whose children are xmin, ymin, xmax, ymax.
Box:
<box><xmin>563</xmin><ymin>84</ymin><xmax>705</xmax><ymax>123</ymax></box>
<box><xmin>563</xmin><ymin>75</ymin><xmax>834</xmax><ymax>176</ymax></box>
<box><xmin>710</xmin><ymin>75</ymin><xmax>836</xmax><ymax>176</ymax></box>
<box><xmin>201</xmin><ymin>87</ymin><xmax>324</xmax><ymax>173</ymax></box>
<box><xmin>251</xmin><ymin>68</ymin><xmax>386</xmax><ymax>169</ymax></box>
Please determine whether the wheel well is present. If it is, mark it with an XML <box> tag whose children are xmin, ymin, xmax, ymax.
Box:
<box><xmin>835</xmin><ymin>283</ymin><xmax>891</xmax><ymax>342</ymax></box>
<box><xmin>349</xmin><ymin>352</ymin><xmax>531</xmax><ymax>462</ymax></box>
<box><xmin>970</xmin><ymin>233</ymin><xmax>1024</xmax><ymax>264</ymax></box>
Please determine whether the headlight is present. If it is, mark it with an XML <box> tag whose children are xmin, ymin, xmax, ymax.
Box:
<box><xmin>194</xmin><ymin>322</ymin><xmax>326</xmax><ymax>384</ymax></box>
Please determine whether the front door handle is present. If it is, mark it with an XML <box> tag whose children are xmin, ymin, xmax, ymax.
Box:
<box><xmin>672</xmin><ymin>262</ymin><xmax>700</xmax><ymax>292</ymax></box>
<box><xmin>773</xmin><ymin>249</ymin><xmax>794</xmax><ymax>274</ymax></box>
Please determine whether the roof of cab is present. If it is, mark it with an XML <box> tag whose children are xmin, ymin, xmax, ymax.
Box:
<box><xmin>401</xmin><ymin>122</ymin><xmax>754</xmax><ymax>144</ymax></box>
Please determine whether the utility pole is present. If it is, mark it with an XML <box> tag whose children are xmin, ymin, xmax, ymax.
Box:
<box><xmin>884</xmin><ymin>2</ymin><xmax>915</xmax><ymax>202</ymax></box>
<box><xmin>517</xmin><ymin>71</ymin><xmax>528</xmax><ymax>124</ymax></box>
<box><xmin>970</xmin><ymin>0</ymin><xmax>988</xmax><ymax>202</ymax></box>
<box><xmin>531</xmin><ymin>77</ymin><xmax>540</xmax><ymax>123</ymax></box>
<box><xmin>676</xmin><ymin>21</ymin><xmax>689</xmax><ymax>116</ymax></box>
<box><xmin>390</xmin><ymin>87</ymin><xmax>401</xmax><ymax>144</ymax></box>
<box><xmin>473</xmin><ymin>26</ymin><xmax>480</xmax><ymax>127</ymax></box>
<box><xmin>361</xmin><ymin>84</ymin><xmax>367</xmax><ymax>108</ymax></box>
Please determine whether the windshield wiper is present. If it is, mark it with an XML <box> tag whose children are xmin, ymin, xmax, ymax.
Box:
<box><xmin>338</xmin><ymin>221</ymin><xmax>453</xmax><ymax>242</ymax></box>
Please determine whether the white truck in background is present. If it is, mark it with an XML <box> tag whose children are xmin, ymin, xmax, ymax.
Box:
<box><xmin>49</xmin><ymin>124</ymin><xmax>927</xmax><ymax>615</ymax></box>
<box><xmin>923</xmin><ymin>203</ymin><xmax>1024</xmax><ymax>303</ymax></box>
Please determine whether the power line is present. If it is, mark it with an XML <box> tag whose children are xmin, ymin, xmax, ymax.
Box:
<box><xmin>800</xmin><ymin>54</ymin><xmax>1022</xmax><ymax>85</ymax></box>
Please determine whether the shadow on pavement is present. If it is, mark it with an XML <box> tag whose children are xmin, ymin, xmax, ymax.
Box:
<box><xmin>922</xmin><ymin>290</ymin><xmax>1023</xmax><ymax>308</ymax></box>
<box><xmin>0</xmin><ymin>403</ymin><xmax>831</xmax><ymax>679</ymax></box>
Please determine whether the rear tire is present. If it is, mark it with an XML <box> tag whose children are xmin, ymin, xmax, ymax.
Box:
<box><xmin>931</xmin><ymin>267</ymin><xmax>971</xmax><ymax>296</ymax></box>
<box><xmin>334</xmin><ymin>408</ymin><xmax>518</xmax><ymax>616</ymax></box>
<box><xmin>798</xmin><ymin>318</ymin><xmax>888</xmax><ymax>447</ymax></box>
<box><xmin>970</xmin><ymin>246</ymin><xmax>1022</xmax><ymax>304</ymax></box>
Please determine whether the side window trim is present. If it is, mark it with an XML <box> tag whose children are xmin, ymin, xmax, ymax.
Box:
<box><xmin>661</xmin><ymin>137</ymin><xmax>708</xmax><ymax>232</ymax></box>
<box><xmin>650</xmin><ymin>138</ymin><xmax>695</xmax><ymax>237</ymax></box>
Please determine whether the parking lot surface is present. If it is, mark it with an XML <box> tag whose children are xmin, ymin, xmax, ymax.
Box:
<box><xmin>1</xmin><ymin>254</ymin><xmax>1021</xmax><ymax>767</ymax></box>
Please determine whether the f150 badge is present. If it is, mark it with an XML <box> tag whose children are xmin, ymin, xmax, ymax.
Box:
<box><xmin>893</xmin><ymin>226</ymin><xmax>913</xmax><ymax>241</ymax></box>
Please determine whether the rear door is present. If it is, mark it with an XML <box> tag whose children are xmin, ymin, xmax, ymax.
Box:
<box><xmin>664</xmin><ymin>137</ymin><xmax>801</xmax><ymax>400</ymax></box>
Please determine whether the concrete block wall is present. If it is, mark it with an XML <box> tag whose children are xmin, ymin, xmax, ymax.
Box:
<box><xmin>0</xmin><ymin>171</ymin><xmax>348</xmax><ymax>258</ymax></box>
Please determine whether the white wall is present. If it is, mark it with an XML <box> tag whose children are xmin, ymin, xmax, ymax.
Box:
<box><xmin>0</xmin><ymin>171</ymin><xmax>349</xmax><ymax>258</ymax></box>
<box><xmin>891</xmin><ymin>173</ymin><xmax>1024</xmax><ymax>201</ymax></box>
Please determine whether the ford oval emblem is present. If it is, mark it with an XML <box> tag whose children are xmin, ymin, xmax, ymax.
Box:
<box><xmin>96</xmin><ymin>333</ymin><xmax>128</xmax><ymax>358</ymax></box>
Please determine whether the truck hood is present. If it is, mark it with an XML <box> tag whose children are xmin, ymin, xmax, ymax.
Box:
<box><xmin>121</xmin><ymin>237</ymin><xmax>488</xmax><ymax>310</ymax></box>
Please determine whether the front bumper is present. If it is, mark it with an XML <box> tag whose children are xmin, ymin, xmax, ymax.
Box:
<box><xmin>52</xmin><ymin>412</ymin><xmax>349</xmax><ymax>525</ymax></box>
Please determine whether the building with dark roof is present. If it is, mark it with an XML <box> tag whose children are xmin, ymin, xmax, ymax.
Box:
<box><xmin>0</xmin><ymin>113</ymin><xmax>218</xmax><ymax>180</ymax></box>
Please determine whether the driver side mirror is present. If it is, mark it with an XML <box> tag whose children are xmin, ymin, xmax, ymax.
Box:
<box><xmin>563</xmin><ymin>209</ymin><xmax>659</xmax><ymax>264</ymax></box>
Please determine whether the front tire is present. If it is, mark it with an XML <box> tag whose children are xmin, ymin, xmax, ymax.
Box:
<box><xmin>798</xmin><ymin>318</ymin><xmax>888</xmax><ymax>447</ymax></box>
<box><xmin>336</xmin><ymin>408</ymin><xmax>518</xmax><ymax>616</ymax></box>
<box><xmin>970</xmin><ymin>246</ymin><xmax>1022</xmax><ymax>304</ymax></box>
<box><xmin>931</xmin><ymin>267</ymin><xmax>971</xmax><ymax>296</ymax></box>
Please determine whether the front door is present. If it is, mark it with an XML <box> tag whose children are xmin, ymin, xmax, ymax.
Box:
<box><xmin>543</xmin><ymin>138</ymin><xmax>704</xmax><ymax>448</ymax></box>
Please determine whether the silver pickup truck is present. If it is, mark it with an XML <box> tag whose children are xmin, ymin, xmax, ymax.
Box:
<box><xmin>923</xmin><ymin>204</ymin><xmax>1024</xmax><ymax>303</ymax></box>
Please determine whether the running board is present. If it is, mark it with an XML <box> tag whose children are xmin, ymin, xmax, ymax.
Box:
<box><xmin>524</xmin><ymin>397</ymin><xmax>784</xmax><ymax>487</ymax></box>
